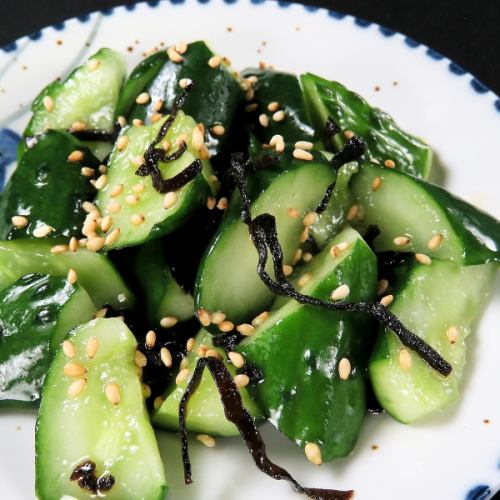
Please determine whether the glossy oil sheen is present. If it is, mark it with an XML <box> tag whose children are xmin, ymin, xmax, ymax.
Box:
<box><xmin>239</xmin><ymin>228</ymin><xmax>377</xmax><ymax>461</ymax></box>
<box><xmin>0</xmin><ymin>273</ymin><xmax>95</xmax><ymax>407</ymax></box>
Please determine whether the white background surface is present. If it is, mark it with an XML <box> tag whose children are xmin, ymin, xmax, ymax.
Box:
<box><xmin>0</xmin><ymin>1</ymin><xmax>499</xmax><ymax>499</ymax></box>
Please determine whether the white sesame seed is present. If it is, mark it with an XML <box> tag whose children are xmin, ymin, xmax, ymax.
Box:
<box><xmin>191</xmin><ymin>126</ymin><xmax>205</xmax><ymax>150</ymax></box>
<box><xmin>33</xmin><ymin>224</ymin><xmax>53</xmax><ymax>238</ymax></box>
<box><xmin>267</xmin><ymin>101</ymin><xmax>280</xmax><ymax>112</ymax></box>
<box><xmin>346</xmin><ymin>204</ymin><xmax>359</xmax><ymax>221</ymax></box>
<box><xmin>11</xmin><ymin>215</ymin><xmax>28</xmax><ymax>228</ymax></box>
<box><xmin>251</xmin><ymin>311</ymin><xmax>269</xmax><ymax>327</ymax></box>
<box><xmin>372</xmin><ymin>176</ymin><xmax>382</xmax><ymax>191</ymax></box>
<box><xmin>415</xmin><ymin>253</ymin><xmax>432</xmax><ymax>265</ymax></box>
<box><xmin>82</xmin><ymin>201</ymin><xmax>100</xmax><ymax>215</ymax></box>
<box><xmin>62</xmin><ymin>340</ymin><xmax>76</xmax><ymax>359</ymax></box>
<box><xmin>151</xmin><ymin>112</ymin><xmax>163</xmax><ymax>124</ymax></box>
<box><xmin>98</xmin><ymin>164</ymin><xmax>107</xmax><ymax>174</ymax></box>
<box><xmin>295</xmin><ymin>140</ymin><xmax>313</xmax><ymax>150</ymax></box>
<box><xmin>117</xmin><ymin>115</ymin><xmax>127</xmax><ymax>127</ymax></box>
<box><xmin>107</xmin><ymin>201</ymin><xmax>122</xmax><ymax>214</ymax></box>
<box><xmin>286</xmin><ymin>207</ymin><xmax>300</xmax><ymax>219</ymax></box>
<box><xmin>210</xmin><ymin>312</ymin><xmax>226</xmax><ymax>325</ymax></box>
<box><xmin>160</xmin><ymin>347</ymin><xmax>173</xmax><ymax>368</ymax></box>
<box><xmin>269</xmin><ymin>134</ymin><xmax>283</xmax><ymax>146</ymax></box>
<box><xmin>132</xmin><ymin>183</ymin><xmax>145</xmax><ymax>194</ymax></box>
<box><xmin>180</xmin><ymin>357</ymin><xmax>190</xmax><ymax>370</ymax></box>
<box><xmin>399</xmin><ymin>348</ymin><xmax>412</xmax><ymax>370</ymax></box>
<box><xmin>272</xmin><ymin>110</ymin><xmax>286</xmax><ymax>122</ymax></box>
<box><xmin>86</xmin><ymin>337</ymin><xmax>99</xmax><ymax>359</ymax></box>
<box><xmin>116</xmin><ymin>135</ymin><xmax>129</xmax><ymax>152</ymax></box>
<box><xmin>81</xmin><ymin>167</ymin><xmax>95</xmax><ymax>177</ymax></box>
<box><xmin>179</xmin><ymin>78</ymin><xmax>192</xmax><ymax>89</ymax></box>
<box><xmin>446</xmin><ymin>325</ymin><xmax>459</xmax><ymax>344</ymax></box>
<box><xmin>175</xmin><ymin>40</ymin><xmax>188</xmax><ymax>54</ymax></box>
<box><xmin>95</xmin><ymin>174</ymin><xmax>108</xmax><ymax>190</ymax></box>
<box><xmin>338</xmin><ymin>357</ymin><xmax>352</xmax><ymax>380</ymax></box>
<box><xmin>380</xmin><ymin>294</ymin><xmax>394</xmax><ymax>307</ymax></box>
<box><xmin>196</xmin><ymin>434</ymin><xmax>216</xmax><ymax>448</ymax></box>
<box><xmin>197</xmin><ymin>344</ymin><xmax>209</xmax><ymax>357</ymax></box>
<box><xmin>234</xmin><ymin>374</ymin><xmax>250</xmax><ymax>388</ymax></box>
<box><xmin>393</xmin><ymin>235</ymin><xmax>411</xmax><ymax>246</ymax></box>
<box><xmin>206</xmin><ymin>197</ymin><xmax>217</xmax><ymax>210</ymax></box>
<box><xmin>145</xmin><ymin>330</ymin><xmax>156</xmax><ymax>348</ymax></box>
<box><xmin>67</xmin><ymin>150</ymin><xmax>84</xmax><ymax>163</ymax></box>
<box><xmin>71</xmin><ymin>121</ymin><xmax>87</xmax><ymax>132</ymax></box>
<box><xmin>199</xmin><ymin>145</ymin><xmax>211</xmax><ymax>160</ymax></box>
<box><xmin>132</xmin><ymin>118</ymin><xmax>144</xmax><ymax>127</ymax></box>
<box><xmin>105</xmin><ymin>228</ymin><xmax>120</xmax><ymax>246</ymax></box>
<box><xmin>236</xmin><ymin>323</ymin><xmax>256</xmax><ymax>336</ymax></box>
<box><xmin>377</xmin><ymin>279</ymin><xmax>389</xmax><ymax>296</ymax></box>
<box><xmin>329</xmin><ymin>241</ymin><xmax>349</xmax><ymax>259</ymax></box>
<box><xmin>126</xmin><ymin>194</ymin><xmax>139</xmax><ymax>205</ymax></box>
<box><xmin>86</xmin><ymin>237</ymin><xmax>105</xmax><ymax>252</ymax></box>
<box><xmin>292</xmin><ymin>248</ymin><xmax>303</xmax><ymax>265</ymax></box>
<box><xmin>68</xmin><ymin>237</ymin><xmax>78</xmax><ymax>253</ymax></box>
<box><xmin>153</xmin><ymin>396</ymin><xmax>164</xmax><ymax>410</ymax></box>
<box><xmin>153</xmin><ymin>99</ymin><xmax>164</xmax><ymax>112</ymax></box>
<box><xmin>142</xmin><ymin>384</ymin><xmax>152</xmax><ymax>398</ymax></box>
<box><xmin>105</xmin><ymin>382</ymin><xmax>121</xmax><ymax>405</ymax></box>
<box><xmin>300</xmin><ymin>227</ymin><xmax>309</xmax><ymax>243</ymax></box>
<box><xmin>134</xmin><ymin>350</ymin><xmax>148</xmax><ymax>368</ymax></box>
<box><xmin>43</xmin><ymin>95</ymin><xmax>54</xmax><ymax>112</ymax></box>
<box><xmin>130</xmin><ymin>214</ymin><xmax>145</xmax><ymax>226</ymax></box>
<box><xmin>176</xmin><ymin>368</ymin><xmax>190</xmax><ymax>385</ymax></box>
<box><xmin>197</xmin><ymin>309</ymin><xmax>211</xmax><ymax>327</ymax></box>
<box><xmin>160</xmin><ymin>316</ymin><xmax>178</xmax><ymax>328</ymax></box>
<box><xmin>186</xmin><ymin>337</ymin><xmax>195</xmax><ymax>353</ymax></box>
<box><xmin>68</xmin><ymin>378</ymin><xmax>87</xmax><ymax>398</ymax></box>
<box><xmin>63</xmin><ymin>362</ymin><xmax>87</xmax><ymax>378</ymax></box>
<box><xmin>205</xmin><ymin>349</ymin><xmax>222</xmax><ymax>360</ymax></box>
<box><xmin>344</xmin><ymin>130</ymin><xmax>355</xmax><ymax>140</ymax></box>
<box><xmin>304</xmin><ymin>442</ymin><xmax>322</xmax><ymax>466</ymax></box>
<box><xmin>427</xmin><ymin>233</ymin><xmax>444</xmax><ymax>251</ymax></box>
<box><xmin>217</xmin><ymin>197</ymin><xmax>228</xmax><ymax>210</ymax></box>
<box><xmin>218</xmin><ymin>320</ymin><xmax>234</xmax><ymax>332</ymax></box>
<box><xmin>303</xmin><ymin>211</ymin><xmax>318</xmax><ymax>226</ymax></box>
<box><xmin>303</xmin><ymin>252</ymin><xmax>313</xmax><ymax>263</ymax></box>
<box><xmin>87</xmin><ymin>58</ymin><xmax>100</xmax><ymax>71</ymax></box>
<box><xmin>66</xmin><ymin>268</ymin><xmax>78</xmax><ymax>284</ymax></box>
<box><xmin>100</xmin><ymin>215</ymin><xmax>112</xmax><ymax>233</ymax></box>
<box><xmin>136</xmin><ymin>92</ymin><xmax>150</xmax><ymax>105</ymax></box>
<box><xmin>162</xmin><ymin>191</ymin><xmax>178</xmax><ymax>209</ymax></box>
<box><xmin>167</xmin><ymin>46</ymin><xmax>183</xmax><ymax>63</ymax></box>
<box><xmin>51</xmin><ymin>244</ymin><xmax>69</xmax><ymax>254</ymax></box>
<box><xmin>258</xmin><ymin>114</ymin><xmax>269</xmax><ymax>128</ymax></box>
<box><xmin>283</xmin><ymin>264</ymin><xmax>294</xmax><ymax>276</ymax></box>
<box><xmin>384</xmin><ymin>159</ymin><xmax>396</xmax><ymax>168</ymax></box>
<box><xmin>211</xmin><ymin>124</ymin><xmax>225</xmax><ymax>136</ymax></box>
<box><xmin>244</xmin><ymin>103</ymin><xmax>258</xmax><ymax>112</ymax></box>
<box><xmin>331</xmin><ymin>284</ymin><xmax>350</xmax><ymax>301</ymax></box>
<box><xmin>298</xmin><ymin>272</ymin><xmax>313</xmax><ymax>288</ymax></box>
<box><xmin>228</xmin><ymin>352</ymin><xmax>245</xmax><ymax>368</ymax></box>
<box><xmin>208</xmin><ymin>55</ymin><xmax>222</xmax><ymax>68</ymax></box>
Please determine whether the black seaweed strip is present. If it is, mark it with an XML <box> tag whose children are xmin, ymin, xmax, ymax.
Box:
<box><xmin>135</xmin><ymin>81</ymin><xmax>202</xmax><ymax>193</ymax></box>
<box><xmin>233</xmin><ymin>154</ymin><xmax>452</xmax><ymax>377</ymax></box>
<box><xmin>179</xmin><ymin>357</ymin><xmax>353</xmax><ymax>500</ymax></box>
<box><xmin>317</xmin><ymin>135</ymin><xmax>367</xmax><ymax>213</ymax></box>
<box><xmin>322</xmin><ymin>117</ymin><xmax>341</xmax><ymax>152</ymax></box>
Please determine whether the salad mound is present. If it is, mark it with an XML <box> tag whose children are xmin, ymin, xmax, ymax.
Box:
<box><xmin>0</xmin><ymin>41</ymin><xmax>498</xmax><ymax>499</ymax></box>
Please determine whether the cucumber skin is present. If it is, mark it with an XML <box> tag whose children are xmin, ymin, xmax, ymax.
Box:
<box><xmin>0</xmin><ymin>239</ymin><xmax>135</xmax><ymax>310</ymax></box>
<box><xmin>0</xmin><ymin>130</ymin><xmax>99</xmax><ymax>240</ymax></box>
<box><xmin>36</xmin><ymin>318</ymin><xmax>167</xmax><ymax>500</ymax></box>
<box><xmin>25</xmin><ymin>48</ymin><xmax>126</xmax><ymax>136</ymax></box>
<box><xmin>239</xmin><ymin>229</ymin><xmax>377</xmax><ymax>461</ymax></box>
<box><xmin>369</xmin><ymin>260</ymin><xmax>496</xmax><ymax>423</ymax></box>
<box><xmin>153</xmin><ymin>329</ymin><xmax>263</xmax><ymax>436</ymax></box>
<box><xmin>117</xmin><ymin>41</ymin><xmax>243</xmax><ymax>154</ymax></box>
<box><xmin>241</xmin><ymin>68</ymin><xmax>316</xmax><ymax>144</ymax></box>
<box><xmin>0</xmin><ymin>274</ymin><xmax>95</xmax><ymax>407</ymax></box>
<box><xmin>194</xmin><ymin>150</ymin><xmax>336</xmax><ymax>327</ymax></box>
<box><xmin>301</xmin><ymin>72</ymin><xmax>432</xmax><ymax>179</ymax></box>
<box><xmin>351</xmin><ymin>163</ymin><xmax>500</xmax><ymax>265</ymax></box>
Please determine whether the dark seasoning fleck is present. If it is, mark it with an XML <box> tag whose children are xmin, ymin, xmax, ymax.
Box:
<box><xmin>70</xmin><ymin>459</ymin><xmax>115</xmax><ymax>495</ymax></box>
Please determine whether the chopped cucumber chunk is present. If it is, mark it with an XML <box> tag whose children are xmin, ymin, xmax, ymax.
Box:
<box><xmin>25</xmin><ymin>48</ymin><xmax>126</xmax><ymax>136</ymax></box>
<box><xmin>0</xmin><ymin>273</ymin><xmax>95</xmax><ymax>407</ymax></box>
<box><xmin>36</xmin><ymin>318</ymin><xmax>167</xmax><ymax>500</ymax></box>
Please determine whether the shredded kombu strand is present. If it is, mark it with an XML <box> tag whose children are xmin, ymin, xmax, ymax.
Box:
<box><xmin>229</xmin><ymin>153</ymin><xmax>452</xmax><ymax>377</ymax></box>
<box><xmin>135</xmin><ymin>81</ymin><xmax>202</xmax><ymax>193</ymax></box>
<box><xmin>179</xmin><ymin>356</ymin><xmax>353</xmax><ymax>500</ymax></box>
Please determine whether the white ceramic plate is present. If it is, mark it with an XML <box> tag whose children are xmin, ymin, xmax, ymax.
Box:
<box><xmin>0</xmin><ymin>1</ymin><xmax>499</xmax><ymax>499</ymax></box>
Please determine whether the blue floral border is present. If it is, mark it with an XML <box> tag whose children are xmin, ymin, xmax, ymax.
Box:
<box><xmin>0</xmin><ymin>1</ymin><xmax>499</xmax><ymax>499</ymax></box>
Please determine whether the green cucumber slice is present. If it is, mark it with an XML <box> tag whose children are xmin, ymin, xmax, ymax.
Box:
<box><xmin>117</xmin><ymin>41</ymin><xmax>242</xmax><ymax>154</ymax></box>
<box><xmin>153</xmin><ymin>329</ymin><xmax>262</xmax><ymax>436</ymax></box>
<box><xmin>0</xmin><ymin>273</ymin><xmax>95</xmax><ymax>407</ymax></box>
<box><xmin>238</xmin><ymin>227</ymin><xmax>377</xmax><ymax>461</ymax></box>
<box><xmin>95</xmin><ymin>111</ymin><xmax>214</xmax><ymax>250</ymax></box>
<box><xmin>369</xmin><ymin>259</ymin><xmax>497</xmax><ymax>423</ymax></box>
<box><xmin>195</xmin><ymin>150</ymin><xmax>335</xmax><ymax>326</ymax></box>
<box><xmin>0</xmin><ymin>130</ymin><xmax>99</xmax><ymax>240</ymax></box>
<box><xmin>240</xmin><ymin>68</ymin><xmax>316</xmax><ymax>144</ymax></box>
<box><xmin>301</xmin><ymin>73</ymin><xmax>433</xmax><ymax>178</ymax></box>
<box><xmin>350</xmin><ymin>163</ymin><xmax>500</xmax><ymax>265</ymax></box>
<box><xmin>25</xmin><ymin>48</ymin><xmax>126</xmax><ymax>136</ymax></box>
<box><xmin>0</xmin><ymin>239</ymin><xmax>135</xmax><ymax>309</ymax></box>
<box><xmin>36</xmin><ymin>318</ymin><xmax>167</xmax><ymax>499</ymax></box>
<box><xmin>132</xmin><ymin>239</ymin><xmax>194</xmax><ymax>325</ymax></box>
